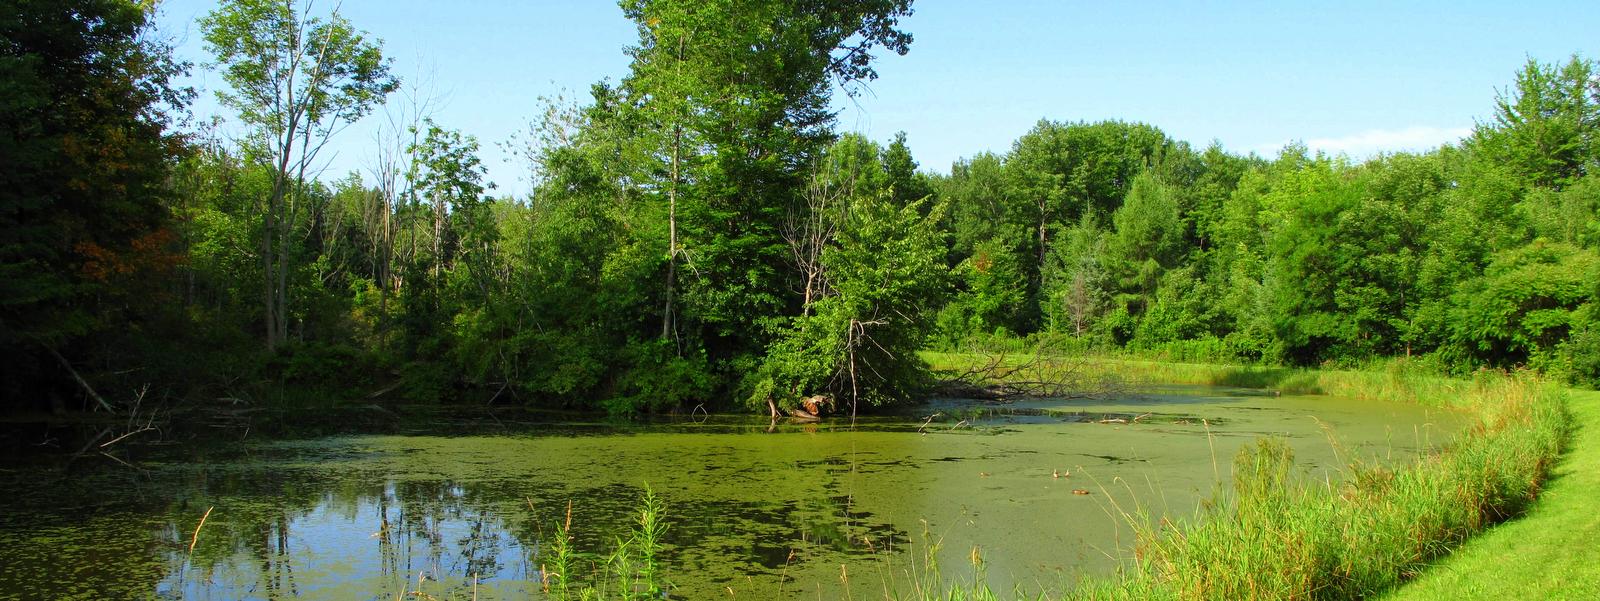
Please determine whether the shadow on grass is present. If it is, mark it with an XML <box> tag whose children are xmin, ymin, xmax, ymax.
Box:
<box><xmin>1208</xmin><ymin>366</ymin><xmax>1325</xmax><ymax>395</ymax></box>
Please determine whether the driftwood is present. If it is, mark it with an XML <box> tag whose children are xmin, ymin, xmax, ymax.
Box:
<box><xmin>367</xmin><ymin>380</ymin><xmax>404</xmax><ymax>399</ymax></box>
<box><xmin>785</xmin><ymin>394</ymin><xmax>833</xmax><ymax>421</ymax></box>
<box><xmin>786</xmin><ymin>408</ymin><xmax>821</xmax><ymax>422</ymax></box>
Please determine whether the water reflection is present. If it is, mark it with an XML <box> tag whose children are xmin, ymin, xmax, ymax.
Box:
<box><xmin>0</xmin><ymin>387</ymin><xmax>1458</xmax><ymax>600</ymax></box>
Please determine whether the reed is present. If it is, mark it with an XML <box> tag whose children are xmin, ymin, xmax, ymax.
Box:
<box><xmin>188</xmin><ymin>506</ymin><xmax>213</xmax><ymax>554</ymax></box>
<box><xmin>905</xmin><ymin>356</ymin><xmax>1570</xmax><ymax>601</ymax></box>
<box><xmin>540</xmin><ymin>488</ymin><xmax>670</xmax><ymax>601</ymax></box>
<box><xmin>1074</xmin><ymin>374</ymin><xmax>1564</xmax><ymax>599</ymax></box>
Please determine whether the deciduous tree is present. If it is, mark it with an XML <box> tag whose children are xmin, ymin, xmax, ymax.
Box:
<box><xmin>201</xmin><ymin>0</ymin><xmax>397</xmax><ymax>350</ymax></box>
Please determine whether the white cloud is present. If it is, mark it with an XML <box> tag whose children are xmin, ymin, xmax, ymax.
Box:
<box><xmin>1252</xmin><ymin>125</ymin><xmax>1473</xmax><ymax>159</ymax></box>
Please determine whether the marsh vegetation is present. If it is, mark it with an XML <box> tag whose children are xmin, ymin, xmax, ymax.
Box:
<box><xmin>3</xmin><ymin>1</ymin><xmax>1596</xmax><ymax>598</ymax></box>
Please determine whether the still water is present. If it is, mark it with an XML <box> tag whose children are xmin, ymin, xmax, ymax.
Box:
<box><xmin>0</xmin><ymin>387</ymin><xmax>1457</xmax><ymax>600</ymax></box>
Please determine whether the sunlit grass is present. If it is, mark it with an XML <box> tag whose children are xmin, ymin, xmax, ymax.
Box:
<box><xmin>922</xmin><ymin>351</ymin><xmax>1480</xmax><ymax>408</ymax></box>
<box><xmin>910</xmin><ymin>353</ymin><xmax>1571</xmax><ymax>600</ymax></box>
<box><xmin>1381</xmin><ymin>390</ymin><xmax>1600</xmax><ymax>600</ymax></box>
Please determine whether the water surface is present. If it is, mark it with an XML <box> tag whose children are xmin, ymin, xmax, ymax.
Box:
<box><xmin>0</xmin><ymin>387</ymin><xmax>1458</xmax><ymax>600</ymax></box>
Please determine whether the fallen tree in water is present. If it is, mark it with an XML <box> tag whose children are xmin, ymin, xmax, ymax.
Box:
<box><xmin>930</xmin><ymin>339</ymin><xmax>1129</xmax><ymax>401</ymax></box>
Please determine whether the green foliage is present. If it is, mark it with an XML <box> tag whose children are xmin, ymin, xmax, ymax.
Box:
<box><xmin>885</xmin><ymin>131</ymin><xmax>934</xmax><ymax>206</ymax></box>
<box><xmin>201</xmin><ymin>0</ymin><xmax>396</xmax><ymax>139</ymax></box>
<box><xmin>755</xmin><ymin>194</ymin><xmax>949</xmax><ymax>410</ymax></box>
<box><xmin>1556</xmin><ymin>318</ymin><xmax>1600</xmax><ymax>389</ymax></box>
<box><xmin>610</xmin><ymin>340</ymin><xmax>715</xmax><ymax>415</ymax></box>
<box><xmin>0</xmin><ymin>0</ymin><xmax>188</xmax><ymax>409</ymax></box>
<box><xmin>1472</xmin><ymin>55</ymin><xmax>1599</xmax><ymax>189</ymax></box>
<box><xmin>201</xmin><ymin>0</ymin><xmax>398</xmax><ymax>350</ymax></box>
<box><xmin>1447</xmin><ymin>241</ymin><xmax>1600</xmax><ymax>369</ymax></box>
<box><xmin>271</xmin><ymin>341</ymin><xmax>374</xmax><ymax>388</ymax></box>
<box><xmin>921</xmin><ymin>55</ymin><xmax>1599</xmax><ymax>385</ymax></box>
<box><xmin>937</xmin><ymin>235</ymin><xmax>1029</xmax><ymax>344</ymax></box>
<box><xmin>1039</xmin><ymin>214</ymin><xmax>1110</xmax><ymax>339</ymax></box>
<box><xmin>1110</xmin><ymin>172</ymin><xmax>1185</xmax><ymax>270</ymax></box>
<box><xmin>1519</xmin><ymin>172</ymin><xmax>1600</xmax><ymax>247</ymax></box>
<box><xmin>1131</xmin><ymin>267</ymin><xmax>1214</xmax><ymax>348</ymax></box>
<box><xmin>15</xmin><ymin>1</ymin><xmax>1600</xmax><ymax>416</ymax></box>
<box><xmin>540</xmin><ymin>490</ymin><xmax>672</xmax><ymax>601</ymax></box>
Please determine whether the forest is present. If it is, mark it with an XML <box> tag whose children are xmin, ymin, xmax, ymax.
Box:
<box><xmin>4</xmin><ymin>0</ymin><xmax>1599</xmax><ymax>420</ymax></box>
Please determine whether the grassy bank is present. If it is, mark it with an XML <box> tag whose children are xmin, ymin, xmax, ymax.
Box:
<box><xmin>1381</xmin><ymin>389</ymin><xmax>1600</xmax><ymax>600</ymax></box>
<box><xmin>923</xmin><ymin>352</ymin><xmax>1478</xmax><ymax>406</ymax></box>
<box><xmin>916</xmin><ymin>353</ymin><xmax>1571</xmax><ymax>600</ymax></box>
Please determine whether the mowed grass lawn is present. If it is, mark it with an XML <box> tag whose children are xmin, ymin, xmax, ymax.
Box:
<box><xmin>1385</xmin><ymin>389</ymin><xmax>1600</xmax><ymax>600</ymax></box>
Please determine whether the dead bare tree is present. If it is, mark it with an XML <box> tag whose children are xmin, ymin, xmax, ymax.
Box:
<box><xmin>365</xmin><ymin>74</ymin><xmax>444</xmax><ymax>334</ymax></box>
<box><xmin>783</xmin><ymin>155</ymin><xmax>848</xmax><ymax>315</ymax></box>
<box><xmin>934</xmin><ymin>336</ymin><xmax>1126</xmax><ymax>401</ymax></box>
<box><xmin>843</xmin><ymin>315</ymin><xmax>891</xmax><ymax>420</ymax></box>
<box><xmin>1066</xmin><ymin>270</ymin><xmax>1095</xmax><ymax>336</ymax></box>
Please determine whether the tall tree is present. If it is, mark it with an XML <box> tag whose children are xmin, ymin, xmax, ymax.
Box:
<box><xmin>883</xmin><ymin>131</ymin><xmax>932</xmax><ymax>206</ymax></box>
<box><xmin>1473</xmin><ymin>56</ymin><xmax>1599</xmax><ymax>190</ymax></box>
<box><xmin>1</xmin><ymin>0</ymin><xmax>187</xmax><ymax>410</ymax></box>
<box><xmin>201</xmin><ymin>0</ymin><xmax>397</xmax><ymax>350</ymax></box>
<box><xmin>616</xmin><ymin>0</ymin><xmax>914</xmax><ymax>368</ymax></box>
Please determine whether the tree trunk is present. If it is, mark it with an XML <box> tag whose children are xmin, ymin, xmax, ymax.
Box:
<box><xmin>42</xmin><ymin>343</ymin><xmax>114</xmax><ymax>413</ymax></box>
<box><xmin>1037</xmin><ymin>210</ymin><xmax>1048</xmax><ymax>282</ymax></box>
<box><xmin>262</xmin><ymin>188</ymin><xmax>277</xmax><ymax>351</ymax></box>
<box><xmin>662</xmin><ymin>123</ymin><xmax>681</xmax><ymax>341</ymax></box>
<box><xmin>276</xmin><ymin>206</ymin><xmax>290</xmax><ymax>344</ymax></box>
<box><xmin>432</xmin><ymin>192</ymin><xmax>445</xmax><ymax>311</ymax></box>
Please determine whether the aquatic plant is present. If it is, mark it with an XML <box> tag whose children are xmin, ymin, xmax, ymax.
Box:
<box><xmin>544</xmin><ymin>487</ymin><xmax>670</xmax><ymax>601</ymax></box>
<box><xmin>898</xmin><ymin>362</ymin><xmax>1568</xmax><ymax>600</ymax></box>
<box><xmin>1079</xmin><ymin>374</ymin><xmax>1564</xmax><ymax>600</ymax></box>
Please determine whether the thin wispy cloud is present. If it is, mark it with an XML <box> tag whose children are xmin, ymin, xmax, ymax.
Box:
<box><xmin>1254</xmin><ymin>125</ymin><xmax>1474</xmax><ymax>159</ymax></box>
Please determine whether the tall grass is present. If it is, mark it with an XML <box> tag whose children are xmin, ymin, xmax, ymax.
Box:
<box><xmin>923</xmin><ymin>350</ymin><xmax>1489</xmax><ymax>407</ymax></box>
<box><xmin>913</xmin><ymin>354</ymin><xmax>1570</xmax><ymax>600</ymax></box>
<box><xmin>878</xmin><ymin>523</ymin><xmax>1046</xmax><ymax>601</ymax></box>
<box><xmin>1074</xmin><ymin>373</ymin><xmax>1566</xmax><ymax>600</ymax></box>
<box><xmin>388</xmin><ymin>490</ymin><xmax>670</xmax><ymax>601</ymax></box>
<box><xmin>543</xmin><ymin>488</ymin><xmax>670</xmax><ymax>601</ymax></box>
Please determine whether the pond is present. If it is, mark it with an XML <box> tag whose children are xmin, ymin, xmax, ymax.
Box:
<box><xmin>0</xmin><ymin>386</ymin><xmax>1459</xmax><ymax>600</ymax></box>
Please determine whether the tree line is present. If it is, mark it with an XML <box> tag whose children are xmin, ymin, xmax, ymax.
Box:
<box><xmin>4</xmin><ymin>0</ymin><xmax>1597</xmax><ymax>417</ymax></box>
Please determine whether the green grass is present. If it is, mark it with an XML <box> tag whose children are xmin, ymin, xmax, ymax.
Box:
<box><xmin>916</xmin><ymin>352</ymin><xmax>1576</xmax><ymax>600</ymax></box>
<box><xmin>1381</xmin><ymin>389</ymin><xmax>1600</xmax><ymax>601</ymax></box>
<box><xmin>922</xmin><ymin>351</ymin><xmax>1474</xmax><ymax>407</ymax></box>
<box><xmin>1072</xmin><ymin>374</ymin><xmax>1566</xmax><ymax>600</ymax></box>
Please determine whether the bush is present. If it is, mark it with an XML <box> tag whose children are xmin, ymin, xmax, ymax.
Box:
<box><xmin>609</xmin><ymin>340</ymin><xmax>715</xmax><ymax>415</ymax></box>
<box><xmin>1556</xmin><ymin>321</ymin><xmax>1600</xmax><ymax>388</ymax></box>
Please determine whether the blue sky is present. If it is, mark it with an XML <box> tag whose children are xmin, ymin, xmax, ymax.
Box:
<box><xmin>153</xmin><ymin>0</ymin><xmax>1600</xmax><ymax>198</ymax></box>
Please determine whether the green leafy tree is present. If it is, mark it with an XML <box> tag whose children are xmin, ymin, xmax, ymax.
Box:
<box><xmin>1040</xmin><ymin>215</ymin><xmax>1110</xmax><ymax>338</ymax></box>
<box><xmin>615</xmin><ymin>0</ymin><xmax>916</xmax><ymax>407</ymax></box>
<box><xmin>940</xmin><ymin>152</ymin><xmax>1013</xmax><ymax>259</ymax></box>
<box><xmin>755</xmin><ymin>194</ymin><xmax>949</xmax><ymax>413</ymax></box>
<box><xmin>883</xmin><ymin>131</ymin><xmax>933</xmax><ymax>207</ymax></box>
<box><xmin>1448</xmin><ymin>241</ymin><xmax>1600</xmax><ymax>369</ymax></box>
<box><xmin>1520</xmin><ymin>172</ymin><xmax>1600</xmax><ymax>249</ymax></box>
<box><xmin>1107</xmin><ymin>172</ymin><xmax>1184</xmax><ymax>290</ymax></box>
<box><xmin>409</xmin><ymin>121</ymin><xmax>491</xmax><ymax>305</ymax></box>
<box><xmin>936</xmin><ymin>231</ymin><xmax>1030</xmax><ymax>346</ymax></box>
<box><xmin>201</xmin><ymin>0</ymin><xmax>397</xmax><ymax>350</ymax></box>
<box><xmin>1472</xmin><ymin>56</ymin><xmax>1599</xmax><ymax>189</ymax></box>
<box><xmin>1</xmin><ymin>0</ymin><xmax>187</xmax><ymax>410</ymax></box>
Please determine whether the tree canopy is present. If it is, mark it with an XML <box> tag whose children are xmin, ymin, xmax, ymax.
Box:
<box><xmin>8</xmin><ymin>1</ymin><xmax>1600</xmax><ymax>415</ymax></box>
